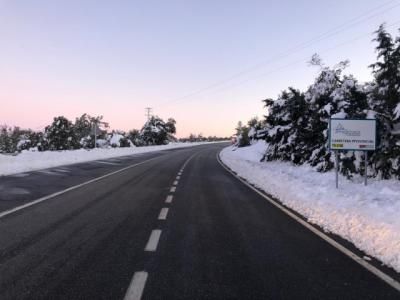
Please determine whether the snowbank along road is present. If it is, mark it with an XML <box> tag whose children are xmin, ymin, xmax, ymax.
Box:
<box><xmin>0</xmin><ymin>143</ymin><xmax>398</xmax><ymax>299</ymax></box>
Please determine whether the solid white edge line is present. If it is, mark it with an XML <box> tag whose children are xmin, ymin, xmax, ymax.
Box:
<box><xmin>0</xmin><ymin>156</ymin><xmax>162</xmax><ymax>219</ymax></box>
<box><xmin>158</xmin><ymin>207</ymin><xmax>169</xmax><ymax>220</ymax></box>
<box><xmin>216</xmin><ymin>152</ymin><xmax>400</xmax><ymax>292</ymax></box>
<box><xmin>123</xmin><ymin>271</ymin><xmax>148</xmax><ymax>300</ymax></box>
<box><xmin>165</xmin><ymin>195</ymin><xmax>173</xmax><ymax>203</ymax></box>
<box><xmin>173</xmin><ymin>180</ymin><xmax>179</xmax><ymax>186</ymax></box>
<box><xmin>170</xmin><ymin>187</ymin><xmax>176</xmax><ymax>193</ymax></box>
<box><xmin>145</xmin><ymin>229</ymin><xmax>162</xmax><ymax>252</ymax></box>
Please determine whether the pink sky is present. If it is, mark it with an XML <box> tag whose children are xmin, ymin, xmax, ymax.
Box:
<box><xmin>1</xmin><ymin>0</ymin><xmax>399</xmax><ymax>138</ymax></box>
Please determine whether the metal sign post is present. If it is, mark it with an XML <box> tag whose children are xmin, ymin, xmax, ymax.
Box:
<box><xmin>364</xmin><ymin>151</ymin><xmax>368</xmax><ymax>186</ymax></box>
<box><xmin>335</xmin><ymin>151</ymin><xmax>339</xmax><ymax>189</ymax></box>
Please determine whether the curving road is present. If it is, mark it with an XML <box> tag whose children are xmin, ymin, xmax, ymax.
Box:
<box><xmin>0</xmin><ymin>143</ymin><xmax>398</xmax><ymax>299</ymax></box>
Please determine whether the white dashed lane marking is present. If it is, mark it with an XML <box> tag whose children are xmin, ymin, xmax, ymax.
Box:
<box><xmin>144</xmin><ymin>230</ymin><xmax>162</xmax><ymax>252</ymax></box>
<box><xmin>123</xmin><ymin>151</ymin><xmax>201</xmax><ymax>300</ymax></box>
<box><xmin>123</xmin><ymin>271</ymin><xmax>148</xmax><ymax>300</ymax></box>
<box><xmin>95</xmin><ymin>161</ymin><xmax>120</xmax><ymax>165</ymax></box>
<box><xmin>53</xmin><ymin>168</ymin><xmax>70</xmax><ymax>173</ymax></box>
<box><xmin>158</xmin><ymin>208</ymin><xmax>169</xmax><ymax>220</ymax></box>
<box><xmin>38</xmin><ymin>170</ymin><xmax>62</xmax><ymax>176</ymax></box>
<box><xmin>165</xmin><ymin>195</ymin><xmax>173</xmax><ymax>203</ymax></box>
<box><xmin>11</xmin><ymin>173</ymin><xmax>30</xmax><ymax>178</ymax></box>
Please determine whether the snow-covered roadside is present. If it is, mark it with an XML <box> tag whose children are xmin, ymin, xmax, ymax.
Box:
<box><xmin>220</xmin><ymin>141</ymin><xmax>400</xmax><ymax>272</ymax></box>
<box><xmin>0</xmin><ymin>142</ymin><xmax>221</xmax><ymax>176</ymax></box>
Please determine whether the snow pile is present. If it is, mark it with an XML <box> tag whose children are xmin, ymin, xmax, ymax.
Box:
<box><xmin>0</xmin><ymin>142</ymin><xmax>216</xmax><ymax>176</ymax></box>
<box><xmin>109</xmin><ymin>134</ymin><xmax>124</xmax><ymax>147</ymax></box>
<box><xmin>220</xmin><ymin>141</ymin><xmax>400</xmax><ymax>272</ymax></box>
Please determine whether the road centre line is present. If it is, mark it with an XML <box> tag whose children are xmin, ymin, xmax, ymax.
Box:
<box><xmin>38</xmin><ymin>170</ymin><xmax>62</xmax><ymax>176</ymax></box>
<box><xmin>176</xmin><ymin>176</ymin><xmax>181</xmax><ymax>180</ymax></box>
<box><xmin>173</xmin><ymin>180</ymin><xmax>179</xmax><ymax>186</ymax></box>
<box><xmin>158</xmin><ymin>208</ymin><xmax>169</xmax><ymax>220</ymax></box>
<box><xmin>124</xmin><ymin>150</ymin><xmax>206</xmax><ymax>300</ymax></box>
<box><xmin>144</xmin><ymin>230</ymin><xmax>162</xmax><ymax>252</ymax></box>
<box><xmin>170</xmin><ymin>187</ymin><xmax>176</xmax><ymax>193</ymax></box>
<box><xmin>0</xmin><ymin>155</ymin><xmax>163</xmax><ymax>219</ymax></box>
<box><xmin>216</xmin><ymin>152</ymin><xmax>400</xmax><ymax>292</ymax></box>
<box><xmin>53</xmin><ymin>168</ymin><xmax>70</xmax><ymax>173</ymax></box>
<box><xmin>123</xmin><ymin>271</ymin><xmax>148</xmax><ymax>300</ymax></box>
<box><xmin>95</xmin><ymin>161</ymin><xmax>120</xmax><ymax>165</ymax></box>
<box><xmin>165</xmin><ymin>195</ymin><xmax>173</xmax><ymax>203</ymax></box>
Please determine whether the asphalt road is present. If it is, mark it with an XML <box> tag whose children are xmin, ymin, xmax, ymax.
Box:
<box><xmin>0</xmin><ymin>143</ymin><xmax>398</xmax><ymax>299</ymax></box>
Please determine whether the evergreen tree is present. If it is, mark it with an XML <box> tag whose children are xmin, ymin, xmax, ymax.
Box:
<box><xmin>263</xmin><ymin>88</ymin><xmax>308</xmax><ymax>163</ymax></box>
<box><xmin>235</xmin><ymin>121</ymin><xmax>250</xmax><ymax>147</ymax></box>
<box><xmin>247</xmin><ymin>117</ymin><xmax>263</xmax><ymax>141</ymax></box>
<box><xmin>139</xmin><ymin>116</ymin><xmax>176</xmax><ymax>145</ymax></box>
<box><xmin>0</xmin><ymin>126</ymin><xmax>13</xmax><ymax>153</ymax></box>
<box><xmin>127</xmin><ymin>129</ymin><xmax>141</xmax><ymax>146</ymax></box>
<box><xmin>304</xmin><ymin>59</ymin><xmax>349</xmax><ymax>171</ymax></box>
<box><xmin>45</xmin><ymin>116</ymin><xmax>80</xmax><ymax>150</ymax></box>
<box><xmin>368</xmin><ymin>24</ymin><xmax>400</xmax><ymax>178</ymax></box>
<box><xmin>165</xmin><ymin>118</ymin><xmax>176</xmax><ymax>135</ymax></box>
<box><xmin>74</xmin><ymin>114</ymin><xmax>107</xmax><ymax>148</ymax></box>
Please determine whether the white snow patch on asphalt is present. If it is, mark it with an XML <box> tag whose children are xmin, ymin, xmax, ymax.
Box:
<box><xmin>220</xmin><ymin>141</ymin><xmax>400</xmax><ymax>272</ymax></box>
<box><xmin>0</xmin><ymin>142</ymin><xmax>220</xmax><ymax>176</ymax></box>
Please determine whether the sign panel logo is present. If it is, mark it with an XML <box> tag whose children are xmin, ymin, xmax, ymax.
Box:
<box><xmin>335</xmin><ymin>123</ymin><xmax>361</xmax><ymax>137</ymax></box>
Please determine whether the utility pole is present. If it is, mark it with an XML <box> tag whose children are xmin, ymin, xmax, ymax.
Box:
<box><xmin>145</xmin><ymin>107</ymin><xmax>153</xmax><ymax>120</ymax></box>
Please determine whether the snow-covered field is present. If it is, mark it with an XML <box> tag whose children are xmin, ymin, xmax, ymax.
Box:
<box><xmin>220</xmin><ymin>141</ymin><xmax>400</xmax><ymax>272</ymax></box>
<box><xmin>0</xmin><ymin>142</ymin><xmax>217</xmax><ymax>176</ymax></box>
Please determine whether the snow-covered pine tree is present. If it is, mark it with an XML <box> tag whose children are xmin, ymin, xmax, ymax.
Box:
<box><xmin>127</xmin><ymin>129</ymin><xmax>141</xmax><ymax>146</ymax></box>
<box><xmin>285</xmin><ymin>89</ymin><xmax>310</xmax><ymax>164</ymax></box>
<box><xmin>0</xmin><ymin>126</ymin><xmax>12</xmax><ymax>153</ymax></box>
<box><xmin>15</xmin><ymin>128</ymin><xmax>34</xmax><ymax>152</ymax></box>
<box><xmin>247</xmin><ymin>117</ymin><xmax>264</xmax><ymax>142</ymax></box>
<box><xmin>165</xmin><ymin>118</ymin><xmax>177</xmax><ymax>142</ymax></box>
<box><xmin>264</xmin><ymin>88</ymin><xmax>307</xmax><ymax>162</ymax></box>
<box><xmin>108</xmin><ymin>130</ymin><xmax>132</xmax><ymax>147</ymax></box>
<box><xmin>368</xmin><ymin>24</ymin><xmax>400</xmax><ymax>179</ymax></box>
<box><xmin>235</xmin><ymin>121</ymin><xmax>250</xmax><ymax>147</ymax></box>
<box><xmin>0</xmin><ymin>126</ymin><xmax>36</xmax><ymax>153</ymax></box>
<box><xmin>139</xmin><ymin>116</ymin><xmax>175</xmax><ymax>145</ymax></box>
<box><xmin>263</xmin><ymin>96</ymin><xmax>287</xmax><ymax>160</ymax></box>
<box><xmin>304</xmin><ymin>58</ymin><xmax>350</xmax><ymax>172</ymax></box>
<box><xmin>165</xmin><ymin>118</ymin><xmax>176</xmax><ymax>135</ymax></box>
<box><xmin>45</xmin><ymin>116</ymin><xmax>80</xmax><ymax>150</ymax></box>
<box><xmin>74</xmin><ymin>114</ymin><xmax>107</xmax><ymax>149</ymax></box>
<box><xmin>74</xmin><ymin>113</ymin><xmax>94</xmax><ymax>148</ymax></box>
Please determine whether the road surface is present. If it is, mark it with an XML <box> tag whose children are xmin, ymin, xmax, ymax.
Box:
<box><xmin>0</xmin><ymin>143</ymin><xmax>398</xmax><ymax>299</ymax></box>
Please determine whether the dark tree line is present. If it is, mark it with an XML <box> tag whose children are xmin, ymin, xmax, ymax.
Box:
<box><xmin>0</xmin><ymin>114</ymin><xmax>177</xmax><ymax>153</ymax></box>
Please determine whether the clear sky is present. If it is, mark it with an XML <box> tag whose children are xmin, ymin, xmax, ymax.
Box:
<box><xmin>1</xmin><ymin>0</ymin><xmax>400</xmax><ymax>137</ymax></box>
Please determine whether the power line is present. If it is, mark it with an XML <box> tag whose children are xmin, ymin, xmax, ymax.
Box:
<box><xmin>167</xmin><ymin>19</ymin><xmax>400</xmax><ymax>105</ymax></box>
<box><xmin>158</xmin><ymin>0</ymin><xmax>400</xmax><ymax>107</ymax></box>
